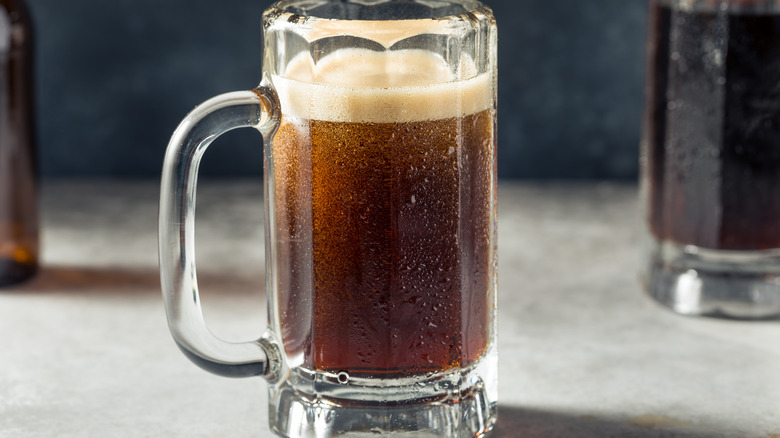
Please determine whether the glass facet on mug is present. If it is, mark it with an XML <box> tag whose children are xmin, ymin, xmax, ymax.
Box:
<box><xmin>159</xmin><ymin>1</ymin><xmax>498</xmax><ymax>436</ymax></box>
<box><xmin>640</xmin><ymin>0</ymin><xmax>780</xmax><ymax>319</ymax></box>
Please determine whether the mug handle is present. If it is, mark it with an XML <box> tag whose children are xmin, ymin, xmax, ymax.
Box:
<box><xmin>159</xmin><ymin>85</ymin><xmax>282</xmax><ymax>380</ymax></box>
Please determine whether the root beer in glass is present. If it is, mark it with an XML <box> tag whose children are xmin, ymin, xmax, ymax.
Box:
<box><xmin>641</xmin><ymin>0</ymin><xmax>780</xmax><ymax>318</ymax></box>
<box><xmin>160</xmin><ymin>1</ymin><xmax>497</xmax><ymax>436</ymax></box>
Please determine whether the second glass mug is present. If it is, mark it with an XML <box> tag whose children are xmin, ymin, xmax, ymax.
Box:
<box><xmin>641</xmin><ymin>0</ymin><xmax>780</xmax><ymax>319</ymax></box>
<box><xmin>159</xmin><ymin>1</ymin><xmax>498</xmax><ymax>437</ymax></box>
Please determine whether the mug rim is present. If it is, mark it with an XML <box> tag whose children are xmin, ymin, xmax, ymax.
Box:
<box><xmin>269</xmin><ymin>0</ymin><xmax>486</xmax><ymax>21</ymax></box>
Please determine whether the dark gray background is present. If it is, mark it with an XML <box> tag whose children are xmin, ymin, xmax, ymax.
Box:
<box><xmin>27</xmin><ymin>0</ymin><xmax>649</xmax><ymax>180</ymax></box>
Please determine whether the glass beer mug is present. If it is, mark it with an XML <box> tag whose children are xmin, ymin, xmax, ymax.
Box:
<box><xmin>159</xmin><ymin>1</ymin><xmax>498</xmax><ymax>436</ymax></box>
<box><xmin>641</xmin><ymin>0</ymin><xmax>780</xmax><ymax>318</ymax></box>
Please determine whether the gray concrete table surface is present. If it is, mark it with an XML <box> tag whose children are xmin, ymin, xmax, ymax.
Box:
<box><xmin>0</xmin><ymin>181</ymin><xmax>778</xmax><ymax>438</ymax></box>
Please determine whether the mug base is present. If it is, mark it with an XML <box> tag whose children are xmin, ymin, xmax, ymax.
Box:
<box><xmin>643</xmin><ymin>240</ymin><xmax>780</xmax><ymax>319</ymax></box>
<box><xmin>268</xmin><ymin>348</ymin><xmax>497</xmax><ymax>438</ymax></box>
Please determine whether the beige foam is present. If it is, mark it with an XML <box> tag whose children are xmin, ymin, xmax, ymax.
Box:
<box><xmin>272</xmin><ymin>49</ymin><xmax>493</xmax><ymax>123</ymax></box>
<box><xmin>292</xmin><ymin>19</ymin><xmax>457</xmax><ymax>49</ymax></box>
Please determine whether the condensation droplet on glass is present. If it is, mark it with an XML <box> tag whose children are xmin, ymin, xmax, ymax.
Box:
<box><xmin>711</xmin><ymin>50</ymin><xmax>723</xmax><ymax>67</ymax></box>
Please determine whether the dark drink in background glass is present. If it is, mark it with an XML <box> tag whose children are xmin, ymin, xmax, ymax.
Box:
<box><xmin>641</xmin><ymin>0</ymin><xmax>780</xmax><ymax>318</ymax></box>
<box><xmin>645</xmin><ymin>1</ymin><xmax>780</xmax><ymax>250</ymax></box>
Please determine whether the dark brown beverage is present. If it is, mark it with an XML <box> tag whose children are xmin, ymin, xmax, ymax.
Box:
<box><xmin>0</xmin><ymin>0</ymin><xmax>37</xmax><ymax>286</ymax></box>
<box><xmin>270</xmin><ymin>49</ymin><xmax>495</xmax><ymax>377</ymax></box>
<box><xmin>644</xmin><ymin>2</ymin><xmax>780</xmax><ymax>251</ymax></box>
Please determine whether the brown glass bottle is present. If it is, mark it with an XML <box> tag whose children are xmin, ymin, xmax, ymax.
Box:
<box><xmin>0</xmin><ymin>0</ymin><xmax>37</xmax><ymax>286</ymax></box>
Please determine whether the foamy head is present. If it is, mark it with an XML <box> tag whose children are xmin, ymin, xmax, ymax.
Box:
<box><xmin>272</xmin><ymin>49</ymin><xmax>492</xmax><ymax>123</ymax></box>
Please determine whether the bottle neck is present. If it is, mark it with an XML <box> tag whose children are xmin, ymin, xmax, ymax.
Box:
<box><xmin>0</xmin><ymin>0</ymin><xmax>31</xmax><ymax>53</ymax></box>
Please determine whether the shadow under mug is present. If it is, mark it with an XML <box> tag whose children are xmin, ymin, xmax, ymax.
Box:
<box><xmin>159</xmin><ymin>1</ymin><xmax>498</xmax><ymax>436</ymax></box>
